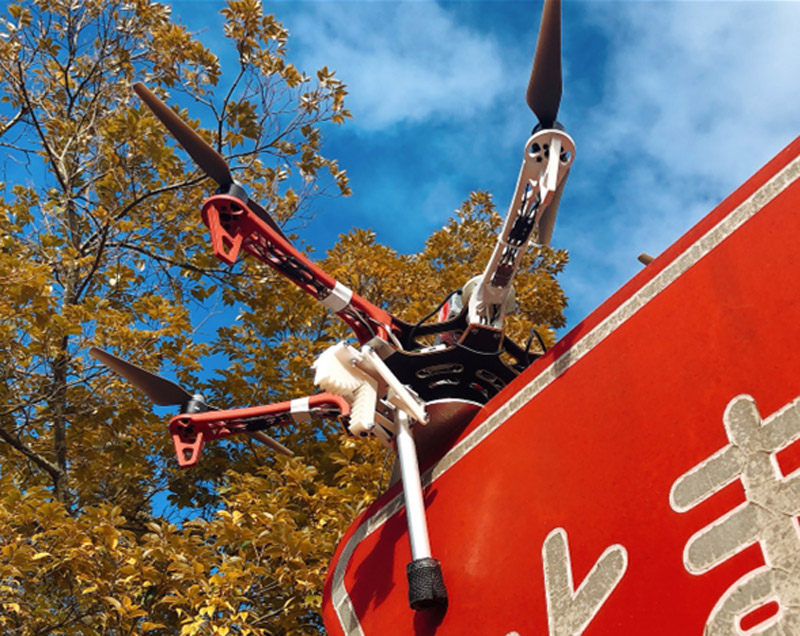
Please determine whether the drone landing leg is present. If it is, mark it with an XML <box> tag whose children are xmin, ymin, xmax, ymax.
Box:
<box><xmin>395</xmin><ymin>410</ymin><xmax>448</xmax><ymax>610</ymax></box>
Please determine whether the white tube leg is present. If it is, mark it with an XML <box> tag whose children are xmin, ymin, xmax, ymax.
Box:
<box><xmin>396</xmin><ymin>411</ymin><xmax>432</xmax><ymax>560</ymax></box>
<box><xmin>395</xmin><ymin>411</ymin><xmax>447</xmax><ymax>610</ymax></box>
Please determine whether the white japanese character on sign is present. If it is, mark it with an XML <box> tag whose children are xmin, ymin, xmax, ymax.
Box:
<box><xmin>501</xmin><ymin>529</ymin><xmax>627</xmax><ymax>636</ymax></box>
<box><xmin>670</xmin><ymin>394</ymin><xmax>800</xmax><ymax>635</ymax></box>
<box><xmin>542</xmin><ymin>528</ymin><xmax>627</xmax><ymax>636</ymax></box>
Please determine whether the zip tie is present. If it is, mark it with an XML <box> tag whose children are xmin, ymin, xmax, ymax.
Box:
<box><xmin>290</xmin><ymin>397</ymin><xmax>311</xmax><ymax>423</ymax></box>
<box><xmin>320</xmin><ymin>281</ymin><xmax>353</xmax><ymax>313</ymax></box>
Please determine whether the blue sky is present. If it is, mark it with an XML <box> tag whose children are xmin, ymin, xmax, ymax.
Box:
<box><xmin>176</xmin><ymin>0</ymin><xmax>800</xmax><ymax>332</ymax></box>
<box><xmin>12</xmin><ymin>0</ymin><xmax>799</xmax><ymax>334</ymax></box>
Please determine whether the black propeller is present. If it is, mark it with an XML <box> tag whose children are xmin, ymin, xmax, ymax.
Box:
<box><xmin>133</xmin><ymin>83</ymin><xmax>288</xmax><ymax>241</ymax></box>
<box><xmin>526</xmin><ymin>0</ymin><xmax>562</xmax><ymax>129</ymax></box>
<box><xmin>525</xmin><ymin>0</ymin><xmax>571</xmax><ymax>246</ymax></box>
<box><xmin>89</xmin><ymin>347</ymin><xmax>293</xmax><ymax>456</ymax></box>
<box><xmin>90</xmin><ymin>346</ymin><xmax>193</xmax><ymax>406</ymax></box>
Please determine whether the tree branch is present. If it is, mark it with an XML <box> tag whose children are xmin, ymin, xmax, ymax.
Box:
<box><xmin>0</xmin><ymin>425</ymin><xmax>62</xmax><ymax>482</ymax></box>
<box><xmin>79</xmin><ymin>174</ymin><xmax>207</xmax><ymax>254</ymax></box>
<box><xmin>14</xmin><ymin>58</ymin><xmax>69</xmax><ymax>192</ymax></box>
<box><xmin>110</xmin><ymin>239</ymin><xmax>237</xmax><ymax>280</ymax></box>
<box><xmin>217</xmin><ymin>63</ymin><xmax>247</xmax><ymax>152</ymax></box>
<box><xmin>0</xmin><ymin>108</ymin><xmax>26</xmax><ymax>140</ymax></box>
<box><xmin>71</xmin><ymin>221</ymin><xmax>109</xmax><ymax>303</ymax></box>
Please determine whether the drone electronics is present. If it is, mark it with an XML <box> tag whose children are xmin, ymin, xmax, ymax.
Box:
<box><xmin>93</xmin><ymin>0</ymin><xmax>573</xmax><ymax>615</ymax></box>
<box><xmin>127</xmin><ymin>0</ymin><xmax>572</xmax><ymax>407</ymax></box>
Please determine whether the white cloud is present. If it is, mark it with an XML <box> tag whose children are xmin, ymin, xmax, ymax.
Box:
<box><xmin>285</xmin><ymin>3</ymin><xmax>510</xmax><ymax>130</ymax></box>
<box><xmin>556</xmin><ymin>1</ymin><xmax>800</xmax><ymax>325</ymax></box>
<box><xmin>274</xmin><ymin>2</ymin><xmax>800</xmax><ymax>330</ymax></box>
<box><xmin>593</xmin><ymin>2</ymin><xmax>800</xmax><ymax>182</ymax></box>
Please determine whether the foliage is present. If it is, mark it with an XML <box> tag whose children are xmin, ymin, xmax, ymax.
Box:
<box><xmin>0</xmin><ymin>1</ymin><xmax>568</xmax><ymax>634</ymax></box>
<box><xmin>0</xmin><ymin>0</ymin><xmax>349</xmax><ymax>507</ymax></box>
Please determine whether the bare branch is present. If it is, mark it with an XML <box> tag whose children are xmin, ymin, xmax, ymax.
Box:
<box><xmin>0</xmin><ymin>108</ymin><xmax>26</xmax><ymax>139</ymax></box>
<box><xmin>14</xmin><ymin>58</ymin><xmax>69</xmax><ymax>192</ymax></box>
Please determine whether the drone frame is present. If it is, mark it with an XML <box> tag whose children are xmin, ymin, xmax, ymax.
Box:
<box><xmin>169</xmin><ymin>392</ymin><xmax>350</xmax><ymax>467</ymax></box>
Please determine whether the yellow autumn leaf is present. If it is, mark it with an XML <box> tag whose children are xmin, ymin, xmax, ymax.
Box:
<box><xmin>104</xmin><ymin>596</ymin><xmax>122</xmax><ymax>612</ymax></box>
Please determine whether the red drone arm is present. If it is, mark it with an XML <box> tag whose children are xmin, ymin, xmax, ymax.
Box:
<box><xmin>169</xmin><ymin>393</ymin><xmax>350</xmax><ymax>467</ymax></box>
<box><xmin>202</xmin><ymin>194</ymin><xmax>398</xmax><ymax>345</ymax></box>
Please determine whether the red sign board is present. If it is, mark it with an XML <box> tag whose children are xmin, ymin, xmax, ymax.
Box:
<box><xmin>322</xmin><ymin>134</ymin><xmax>800</xmax><ymax>635</ymax></box>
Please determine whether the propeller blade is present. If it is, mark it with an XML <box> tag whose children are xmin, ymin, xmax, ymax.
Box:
<box><xmin>537</xmin><ymin>169</ymin><xmax>568</xmax><ymax>246</ymax></box>
<box><xmin>89</xmin><ymin>347</ymin><xmax>194</xmax><ymax>407</ymax></box>
<box><xmin>247</xmin><ymin>197</ymin><xmax>289</xmax><ymax>242</ymax></box>
<box><xmin>134</xmin><ymin>83</ymin><xmax>289</xmax><ymax>241</ymax></box>
<box><xmin>526</xmin><ymin>0</ymin><xmax>562</xmax><ymax>127</ymax></box>
<box><xmin>133</xmin><ymin>82</ymin><xmax>233</xmax><ymax>186</ymax></box>
<box><xmin>248</xmin><ymin>431</ymin><xmax>294</xmax><ymax>457</ymax></box>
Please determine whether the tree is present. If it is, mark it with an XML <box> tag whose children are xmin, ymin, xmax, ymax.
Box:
<box><xmin>0</xmin><ymin>0</ymin><xmax>349</xmax><ymax>508</ymax></box>
<box><xmin>0</xmin><ymin>1</ymin><xmax>568</xmax><ymax>634</ymax></box>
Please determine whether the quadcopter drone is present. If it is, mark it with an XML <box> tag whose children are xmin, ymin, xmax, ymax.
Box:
<box><xmin>91</xmin><ymin>0</ymin><xmax>571</xmax><ymax>610</ymax></box>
